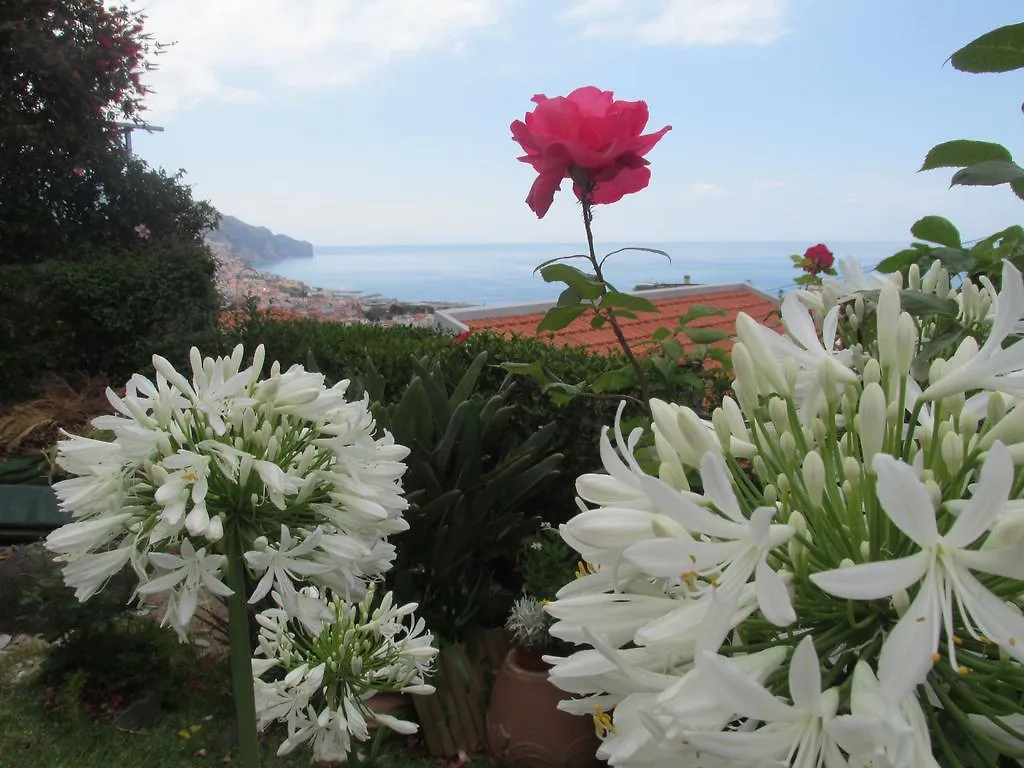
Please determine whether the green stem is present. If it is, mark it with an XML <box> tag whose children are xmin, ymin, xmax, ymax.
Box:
<box><xmin>581</xmin><ymin>198</ymin><xmax>652</xmax><ymax>410</ymax></box>
<box><xmin>226</xmin><ymin>535</ymin><xmax>261</xmax><ymax>768</ymax></box>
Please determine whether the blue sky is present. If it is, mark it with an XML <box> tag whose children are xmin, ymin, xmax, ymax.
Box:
<box><xmin>131</xmin><ymin>0</ymin><xmax>1022</xmax><ymax>246</ymax></box>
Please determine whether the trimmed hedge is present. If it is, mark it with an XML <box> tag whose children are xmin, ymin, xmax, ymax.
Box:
<box><xmin>0</xmin><ymin>239</ymin><xmax>220</xmax><ymax>401</ymax></box>
<box><xmin>216</xmin><ymin>315</ymin><xmax>729</xmax><ymax>524</ymax></box>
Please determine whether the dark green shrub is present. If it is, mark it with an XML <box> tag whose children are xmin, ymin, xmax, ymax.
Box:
<box><xmin>218</xmin><ymin>316</ymin><xmax>729</xmax><ymax>524</ymax></box>
<box><xmin>360</xmin><ymin>352</ymin><xmax>562</xmax><ymax>642</ymax></box>
<box><xmin>0</xmin><ymin>238</ymin><xmax>220</xmax><ymax>401</ymax></box>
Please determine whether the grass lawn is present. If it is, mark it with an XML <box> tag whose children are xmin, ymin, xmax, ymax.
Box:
<box><xmin>0</xmin><ymin>644</ymin><xmax>492</xmax><ymax>768</ymax></box>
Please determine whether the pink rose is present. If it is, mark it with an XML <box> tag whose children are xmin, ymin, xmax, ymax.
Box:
<box><xmin>511</xmin><ymin>86</ymin><xmax>671</xmax><ymax>218</ymax></box>
<box><xmin>134</xmin><ymin>223</ymin><xmax>151</xmax><ymax>239</ymax></box>
<box><xmin>803</xmin><ymin>243</ymin><xmax>834</xmax><ymax>273</ymax></box>
<box><xmin>72</xmin><ymin>166</ymin><xmax>86</xmax><ymax>177</ymax></box>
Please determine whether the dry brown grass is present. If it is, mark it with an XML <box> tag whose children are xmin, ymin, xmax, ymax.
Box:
<box><xmin>0</xmin><ymin>375</ymin><xmax>114</xmax><ymax>457</ymax></box>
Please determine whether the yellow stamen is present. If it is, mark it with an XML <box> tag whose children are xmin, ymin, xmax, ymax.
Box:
<box><xmin>931</xmin><ymin>652</ymin><xmax>941</xmax><ymax>663</ymax></box>
<box><xmin>957</xmin><ymin>666</ymin><xmax>969</xmax><ymax>676</ymax></box>
<box><xmin>592</xmin><ymin>708</ymin><xmax>615</xmax><ymax>739</ymax></box>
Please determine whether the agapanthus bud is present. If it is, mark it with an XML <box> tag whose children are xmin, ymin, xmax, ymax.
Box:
<box><xmin>712</xmin><ymin>409</ymin><xmax>733</xmax><ymax>453</ymax></box>
<box><xmin>859</xmin><ymin>540</ymin><xmax>870</xmax><ymax>561</ymax></box>
<box><xmin>892</xmin><ymin>589</ymin><xmax>910</xmax><ymax>617</ymax></box>
<box><xmin>839</xmin><ymin>558</ymin><xmax>855</xmax><ymax>569</ymax></box>
<box><xmin>877</xmin><ymin>281</ymin><xmax>901</xmax><ymax>371</ymax></box>
<box><xmin>908</xmin><ymin>263</ymin><xmax>921</xmax><ymax>291</ymax></box>
<box><xmin>730</xmin><ymin>343</ymin><xmax>760</xmax><ymax>413</ymax></box>
<box><xmin>811</xmin><ymin>418</ymin><xmax>827</xmax><ymax>443</ymax></box>
<box><xmin>776</xmin><ymin>474</ymin><xmax>791</xmax><ymax>502</ymax></box>
<box><xmin>764</xmin><ymin>484</ymin><xmax>778</xmax><ymax>505</ymax></box>
<box><xmin>941</xmin><ymin>431</ymin><xmax>964</xmax><ymax>474</ymax></box>
<box><xmin>924</xmin><ymin>479</ymin><xmax>942</xmax><ymax>510</ymax></box>
<box><xmin>206</xmin><ymin>515</ymin><xmax>224</xmax><ymax>543</ymax></box>
<box><xmin>854</xmin><ymin>295</ymin><xmax>866</xmax><ymax>322</ymax></box>
<box><xmin>787</xmin><ymin>511</ymin><xmax>809</xmax><ymax>566</ymax></box>
<box><xmin>842</xmin><ymin>456</ymin><xmax>861</xmax><ymax>483</ymax></box>
<box><xmin>801</xmin><ymin>451</ymin><xmax>826</xmax><ymax>508</ymax></box>
<box><xmin>863</xmin><ymin>358</ymin><xmax>882</xmax><ymax>387</ymax></box>
<box><xmin>769</xmin><ymin>398</ymin><xmax>790</xmax><ymax>432</ymax></box>
<box><xmin>896</xmin><ymin>313</ymin><xmax>916</xmax><ymax>376</ymax></box>
<box><xmin>780</xmin><ymin>432</ymin><xmax>797</xmax><ymax>461</ymax></box>
<box><xmin>253</xmin><ymin>535</ymin><xmax>269</xmax><ymax>551</ymax></box>
<box><xmin>988</xmin><ymin>395</ymin><xmax>1009</xmax><ymax>429</ymax></box>
<box><xmin>859</xmin><ymin>383</ymin><xmax>887</xmax><ymax>466</ymax></box>
<box><xmin>752</xmin><ymin>456</ymin><xmax>769</xmax><ymax>480</ymax></box>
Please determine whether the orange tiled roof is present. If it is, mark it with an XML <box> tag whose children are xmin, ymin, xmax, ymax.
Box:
<box><xmin>458</xmin><ymin>286</ymin><xmax>780</xmax><ymax>355</ymax></box>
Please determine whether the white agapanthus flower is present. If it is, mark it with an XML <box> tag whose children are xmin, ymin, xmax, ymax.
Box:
<box><xmin>46</xmin><ymin>344</ymin><xmax>411</xmax><ymax>636</ymax></box>
<box><xmin>545</xmin><ymin>258</ymin><xmax>1024</xmax><ymax>766</ymax></box>
<box><xmin>253</xmin><ymin>585</ymin><xmax>436</xmax><ymax>761</ymax></box>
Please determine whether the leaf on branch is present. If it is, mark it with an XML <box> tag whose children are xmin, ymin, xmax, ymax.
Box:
<box><xmin>950</xmin><ymin>160</ymin><xmax>1024</xmax><ymax>187</ymax></box>
<box><xmin>919</xmin><ymin>140</ymin><xmax>1012</xmax><ymax>171</ymax></box>
<box><xmin>539</xmin><ymin>263</ymin><xmax>606</xmax><ymax>300</ymax></box>
<box><xmin>536</xmin><ymin>304</ymin><xmax>586</xmax><ymax>333</ymax></box>
<box><xmin>950</xmin><ymin>23</ymin><xmax>1024</xmax><ymax>73</ymax></box>
<box><xmin>910</xmin><ymin>215</ymin><xmax>962</xmax><ymax>248</ymax></box>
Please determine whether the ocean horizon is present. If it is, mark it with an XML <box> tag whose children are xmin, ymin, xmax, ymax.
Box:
<box><xmin>268</xmin><ymin>241</ymin><xmax>906</xmax><ymax>306</ymax></box>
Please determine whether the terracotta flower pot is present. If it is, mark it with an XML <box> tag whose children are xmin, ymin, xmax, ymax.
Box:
<box><xmin>486</xmin><ymin>648</ymin><xmax>601</xmax><ymax>768</ymax></box>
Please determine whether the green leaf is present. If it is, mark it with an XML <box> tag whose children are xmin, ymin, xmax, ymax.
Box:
<box><xmin>910</xmin><ymin>216</ymin><xmax>961</xmax><ymax>248</ymax></box>
<box><xmin>500</xmin><ymin>361</ymin><xmax>552</xmax><ymax>385</ymax></box>
<box><xmin>898</xmin><ymin>290</ymin><xmax>959</xmax><ymax>318</ymax></box>
<box><xmin>950</xmin><ymin>23</ymin><xmax>1024</xmax><ymax>73</ymax></box>
<box><xmin>539</xmin><ymin>263</ymin><xmax>606</xmax><ymax>300</ymax></box>
<box><xmin>651</xmin><ymin>326</ymin><xmax>672</xmax><ymax>341</ymax></box>
<box><xmin>590</xmin><ymin>314</ymin><xmax>607</xmax><ymax>329</ymax></box>
<box><xmin>675</xmin><ymin>305</ymin><xmax>727</xmax><ymax>328</ymax></box>
<box><xmin>536</xmin><ymin>304</ymin><xmax>586</xmax><ymax>333</ymax></box>
<box><xmin>875</xmin><ymin>249</ymin><xmax>923</xmax><ymax>274</ymax></box>
<box><xmin>951</xmin><ymin>160</ymin><xmax>1024</xmax><ymax>187</ymax></box>
<box><xmin>1012</xmin><ymin>178</ymin><xmax>1024</xmax><ymax>203</ymax></box>
<box><xmin>919</xmin><ymin>140</ymin><xmax>1013</xmax><ymax>171</ymax></box>
<box><xmin>534</xmin><ymin>253</ymin><xmax>591</xmax><ymax>272</ymax></box>
<box><xmin>598</xmin><ymin>246</ymin><xmax>672</xmax><ymax>269</ymax></box>
<box><xmin>683</xmin><ymin>327</ymin><xmax>728</xmax><ymax>344</ymax></box>
<box><xmin>661</xmin><ymin>338</ymin><xmax>684</xmax><ymax>360</ymax></box>
<box><xmin>556</xmin><ymin>285</ymin><xmax>582</xmax><ymax>308</ymax></box>
<box><xmin>601</xmin><ymin>290</ymin><xmax>658</xmax><ymax>312</ymax></box>
<box><xmin>928</xmin><ymin>247</ymin><xmax>974</xmax><ymax>274</ymax></box>
<box><xmin>590</xmin><ymin>365</ymin><xmax>635</xmax><ymax>393</ymax></box>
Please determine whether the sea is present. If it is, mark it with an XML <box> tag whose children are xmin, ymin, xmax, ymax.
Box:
<box><xmin>268</xmin><ymin>241</ymin><xmax>906</xmax><ymax>306</ymax></box>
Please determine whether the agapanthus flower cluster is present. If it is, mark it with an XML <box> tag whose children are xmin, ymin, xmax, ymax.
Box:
<box><xmin>46</xmin><ymin>344</ymin><xmax>411</xmax><ymax>640</ymax></box>
<box><xmin>545</xmin><ymin>259</ymin><xmax>1024</xmax><ymax>767</ymax></box>
<box><xmin>252</xmin><ymin>585</ymin><xmax>436</xmax><ymax>761</ymax></box>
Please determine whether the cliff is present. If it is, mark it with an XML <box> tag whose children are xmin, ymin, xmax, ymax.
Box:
<box><xmin>206</xmin><ymin>214</ymin><xmax>313</xmax><ymax>264</ymax></box>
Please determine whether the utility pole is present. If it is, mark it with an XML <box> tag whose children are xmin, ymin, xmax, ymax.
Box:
<box><xmin>113</xmin><ymin>121</ymin><xmax>164</xmax><ymax>154</ymax></box>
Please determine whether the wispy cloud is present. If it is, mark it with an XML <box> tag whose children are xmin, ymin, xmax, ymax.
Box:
<box><xmin>139</xmin><ymin>0</ymin><xmax>512</xmax><ymax>114</ymax></box>
<box><xmin>564</xmin><ymin>0</ymin><xmax>788</xmax><ymax>46</ymax></box>
<box><xmin>689</xmin><ymin>182</ymin><xmax>727</xmax><ymax>198</ymax></box>
<box><xmin>752</xmin><ymin>178</ymin><xmax>789</xmax><ymax>192</ymax></box>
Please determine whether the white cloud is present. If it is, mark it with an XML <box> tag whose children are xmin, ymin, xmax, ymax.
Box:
<box><xmin>688</xmin><ymin>182</ymin><xmax>726</xmax><ymax>198</ymax></box>
<box><xmin>752</xmin><ymin>178</ymin><xmax>788</xmax><ymax>191</ymax></box>
<box><xmin>138</xmin><ymin>0</ymin><xmax>511</xmax><ymax>114</ymax></box>
<box><xmin>564</xmin><ymin>0</ymin><xmax>788</xmax><ymax>46</ymax></box>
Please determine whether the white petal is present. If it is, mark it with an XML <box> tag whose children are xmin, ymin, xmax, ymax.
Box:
<box><xmin>872</xmin><ymin>454</ymin><xmax>939</xmax><ymax>545</ymax></box>
<box><xmin>957</xmin><ymin>546</ymin><xmax>1024</xmax><ymax>580</ymax></box>
<box><xmin>879</xmin><ymin>568</ymin><xmax>941</xmax><ymax>701</ymax></box>
<box><xmin>945</xmin><ymin>442</ymin><xmax>1013</xmax><ymax>549</ymax></box>
<box><xmin>698</xmin><ymin>650</ymin><xmax>795</xmax><ymax>723</ymax></box>
<box><xmin>788</xmin><ymin>635</ymin><xmax>822</xmax><ymax>713</ymax></box>
<box><xmin>755</xmin><ymin>555</ymin><xmax>796</xmax><ymax>627</ymax></box>
<box><xmin>374</xmin><ymin>712</ymin><xmax>418</xmax><ymax>735</ymax></box>
<box><xmin>811</xmin><ymin>552</ymin><xmax>929</xmax><ymax>600</ymax></box>
<box><xmin>699</xmin><ymin>452</ymin><xmax>743</xmax><ymax>523</ymax></box>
